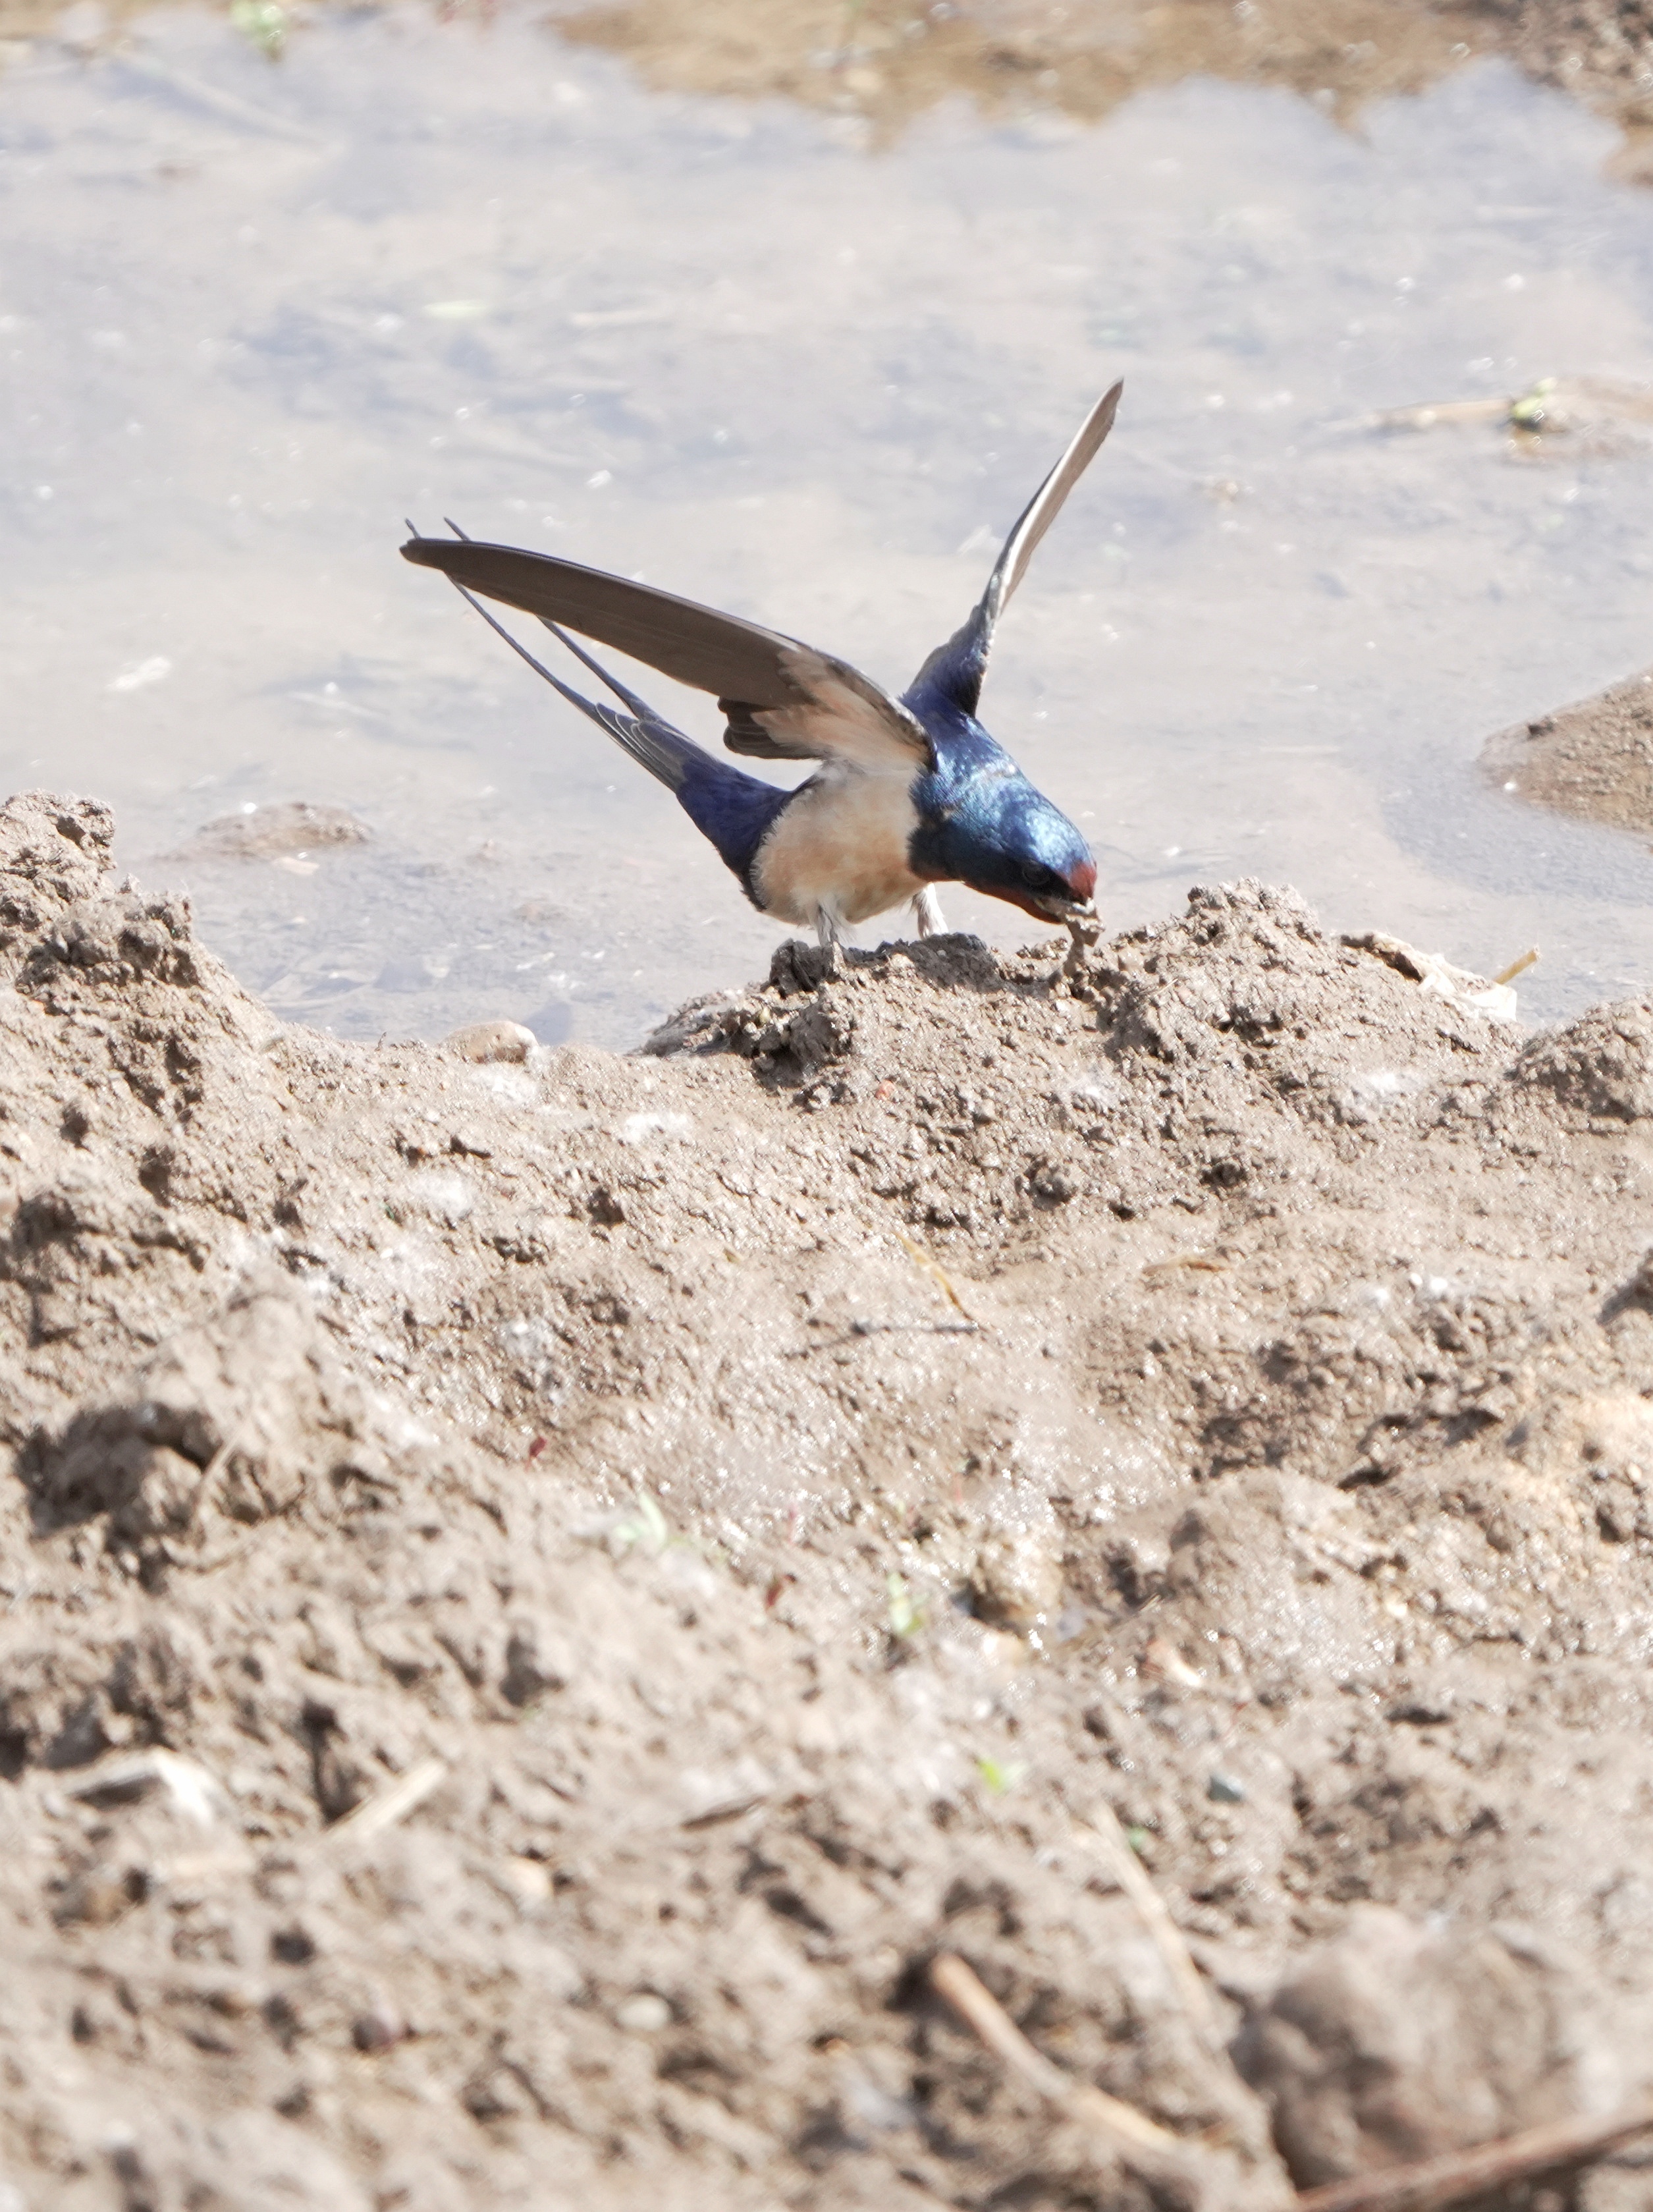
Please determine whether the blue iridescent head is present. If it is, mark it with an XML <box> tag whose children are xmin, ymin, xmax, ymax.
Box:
<box><xmin>910</xmin><ymin>761</ymin><xmax>1096</xmax><ymax>922</ymax></box>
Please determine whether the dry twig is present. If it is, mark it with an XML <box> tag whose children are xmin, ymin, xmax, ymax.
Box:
<box><xmin>1074</xmin><ymin>1804</ymin><xmax>1222</xmax><ymax>2049</ymax></box>
<box><xmin>323</xmin><ymin>1756</ymin><xmax>448</xmax><ymax>1846</ymax></box>
<box><xmin>931</xmin><ymin>1951</ymin><xmax>1183</xmax><ymax>2155</ymax></box>
<box><xmin>895</xmin><ymin>1230</ymin><xmax>979</xmax><ymax>1325</ymax></box>
<box><xmin>1492</xmin><ymin>945</ymin><xmax>1540</xmax><ymax>987</ymax></box>
<box><xmin>940</xmin><ymin>1771</ymin><xmax>1653</xmax><ymax>2212</ymax></box>
<box><xmin>930</xmin><ymin>1952</ymin><xmax>1214</xmax><ymax>2198</ymax></box>
<box><xmin>935</xmin><ymin>1946</ymin><xmax>1653</xmax><ymax>2212</ymax></box>
<box><xmin>1295</xmin><ymin>2097</ymin><xmax>1653</xmax><ymax>2212</ymax></box>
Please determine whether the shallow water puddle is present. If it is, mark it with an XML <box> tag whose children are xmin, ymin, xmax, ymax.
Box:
<box><xmin>2</xmin><ymin>5</ymin><xmax>1652</xmax><ymax>1044</ymax></box>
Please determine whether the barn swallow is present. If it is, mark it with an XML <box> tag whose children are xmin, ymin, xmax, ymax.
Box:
<box><xmin>402</xmin><ymin>381</ymin><xmax>1121</xmax><ymax>948</ymax></box>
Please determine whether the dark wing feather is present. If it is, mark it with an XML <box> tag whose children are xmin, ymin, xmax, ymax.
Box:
<box><xmin>442</xmin><ymin>514</ymin><xmax>666</xmax><ymax>727</ymax></box>
<box><xmin>416</xmin><ymin>530</ymin><xmax>793</xmax><ymax>887</ymax></box>
<box><xmin>401</xmin><ymin>537</ymin><xmax>933</xmax><ymax>773</ymax></box>
<box><xmin>908</xmin><ymin>380</ymin><xmax>1123</xmax><ymax>720</ymax></box>
<box><xmin>404</xmin><ymin>538</ymin><xmax>801</xmax><ymax>704</ymax></box>
<box><xmin>441</xmin><ymin>572</ymin><xmax>708</xmax><ymax>796</ymax></box>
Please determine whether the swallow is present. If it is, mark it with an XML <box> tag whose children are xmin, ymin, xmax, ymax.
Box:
<box><xmin>401</xmin><ymin>381</ymin><xmax>1122</xmax><ymax>949</ymax></box>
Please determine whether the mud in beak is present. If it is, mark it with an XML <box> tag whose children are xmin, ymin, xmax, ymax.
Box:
<box><xmin>1033</xmin><ymin>859</ymin><xmax>1097</xmax><ymax>920</ymax></box>
<box><xmin>1030</xmin><ymin>889</ymin><xmax>1096</xmax><ymax>922</ymax></box>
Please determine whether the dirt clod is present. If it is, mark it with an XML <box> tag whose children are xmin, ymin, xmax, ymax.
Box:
<box><xmin>175</xmin><ymin>802</ymin><xmax>371</xmax><ymax>862</ymax></box>
<box><xmin>1237</xmin><ymin>1906</ymin><xmax>1618</xmax><ymax>2186</ymax></box>
<box><xmin>1484</xmin><ymin>665</ymin><xmax>1653</xmax><ymax>837</ymax></box>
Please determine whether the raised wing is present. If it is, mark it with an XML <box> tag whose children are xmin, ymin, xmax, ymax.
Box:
<box><xmin>440</xmin><ymin>570</ymin><xmax>710</xmax><ymax>798</ymax></box>
<box><xmin>401</xmin><ymin>536</ymin><xmax>934</xmax><ymax>775</ymax></box>
<box><xmin>907</xmin><ymin>380</ymin><xmax>1123</xmax><ymax>721</ymax></box>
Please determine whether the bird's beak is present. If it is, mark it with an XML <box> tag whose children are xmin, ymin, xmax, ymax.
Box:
<box><xmin>1030</xmin><ymin>858</ymin><xmax>1096</xmax><ymax>921</ymax></box>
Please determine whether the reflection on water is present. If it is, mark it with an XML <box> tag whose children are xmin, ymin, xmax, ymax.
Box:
<box><xmin>2</xmin><ymin>3</ymin><xmax>1652</xmax><ymax>1045</ymax></box>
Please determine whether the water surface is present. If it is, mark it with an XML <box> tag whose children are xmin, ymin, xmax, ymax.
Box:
<box><xmin>3</xmin><ymin>7</ymin><xmax>1652</xmax><ymax>1043</ymax></box>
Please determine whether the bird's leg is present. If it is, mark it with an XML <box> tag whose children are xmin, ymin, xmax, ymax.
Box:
<box><xmin>819</xmin><ymin>902</ymin><xmax>845</xmax><ymax>982</ymax></box>
<box><xmin>813</xmin><ymin>903</ymin><xmax>847</xmax><ymax>978</ymax></box>
<box><xmin>913</xmin><ymin>887</ymin><xmax>946</xmax><ymax>939</ymax></box>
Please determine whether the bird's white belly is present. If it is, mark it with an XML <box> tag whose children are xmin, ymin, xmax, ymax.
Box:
<box><xmin>751</xmin><ymin>771</ymin><xmax>927</xmax><ymax>927</ymax></box>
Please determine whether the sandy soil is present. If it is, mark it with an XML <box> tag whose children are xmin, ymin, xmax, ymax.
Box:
<box><xmin>1483</xmin><ymin>665</ymin><xmax>1653</xmax><ymax>839</ymax></box>
<box><xmin>5</xmin><ymin>788</ymin><xmax>1653</xmax><ymax>2208</ymax></box>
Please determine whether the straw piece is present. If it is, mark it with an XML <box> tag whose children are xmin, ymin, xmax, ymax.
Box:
<box><xmin>931</xmin><ymin>1952</ymin><xmax>1203</xmax><ymax>2188</ymax></box>
<box><xmin>1295</xmin><ymin>2097</ymin><xmax>1653</xmax><ymax>2212</ymax></box>
<box><xmin>1074</xmin><ymin>1805</ymin><xmax>1222</xmax><ymax>2047</ymax></box>
<box><xmin>896</xmin><ymin>1230</ymin><xmax>979</xmax><ymax>1325</ymax></box>
<box><xmin>1492</xmin><ymin>947</ymin><xmax>1539</xmax><ymax>987</ymax></box>
<box><xmin>324</xmin><ymin>1756</ymin><xmax>448</xmax><ymax>1844</ymax></box>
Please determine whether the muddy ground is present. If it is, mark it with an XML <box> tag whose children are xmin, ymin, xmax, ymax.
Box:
<box><xmin>553</xmin><ymin>0</ymin><xmax>1653</xmax><ymax>180</ymax></box>
<box><xmin>4</xmin><ymin>788</ymin><xmax>1653</xmax><ymax>2208</ymax></box>
<box><xmin>1484</xmin><ymin>665</ymin><xmax>1653</xmax><ymax>840</ymax></box>
<box><xmin>553</xmin><ymin>0</ymin><xmax>1653</xmax><ymax>159</ymax></box>
<box><xmin>2</xmin><ymin>0</ymin><xmax>1652</xmax><ymax>177</ymax></box>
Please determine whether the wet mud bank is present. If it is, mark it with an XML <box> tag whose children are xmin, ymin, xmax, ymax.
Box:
<box><xmin>3</xmin><ymin>790</ymin><xmax>1653</xmax><ymax>2209</ymax></box>
<box><xmin>551</xmin><ymin>0</ymin><xmax>1653</xmax><ymax>160</ymax></box>
<box><xmin>1484</xmin><ymin>662</ymin><xmax>1653</xmax><ymax>838</ymax></box>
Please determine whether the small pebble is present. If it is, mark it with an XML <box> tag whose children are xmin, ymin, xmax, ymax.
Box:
<box><xmin>206</xmin><ymin>1983</ymin><xmax>259</xmax><ymax>2018</ymax></box>
<box><xmin>1143</xmin><ymin>1636</ymin><xmax>1204</xmax><ymax>1689</ymax></box>
<box><xmin>1207</xmin><ymin>1772</ymin><xmax>1246</xmax><ymax>1804</ymax></box>
<box><xmin>970</xmin><ymin>1525</ymin><xmax>1062</xmax><ymax>1631</ymax></box>
<box><xmin>352</xmin><ymin>2001</ymin><xmax>407</xmax><ymax>2052</ymax></box>
<box><xmin>445</xmin><ymin>1020</ymin><xmax>535</xmax><ymax>1064</ymax></box>
<box><xmin>614</xmin><ymin>1991</ymin><xmax>671</xmax><ymax>2033</ymax></box>
<box><xmin>502</xmin><ymin>1855</ymin><xmax>552</xmax><ymax>1902</ymax></box>
<box><xmin>55</xmin><ymin>1867</ymin><xmax>134</xmax><ymax>1926</ymax></box>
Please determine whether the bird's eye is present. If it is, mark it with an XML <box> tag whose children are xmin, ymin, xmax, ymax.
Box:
<box><xmin>1019</xmin><ymin>861</ymin><xmax>1052</xmax><ymax>889</ymax></box>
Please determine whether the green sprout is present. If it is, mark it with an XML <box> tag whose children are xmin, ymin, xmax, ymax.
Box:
<box><xmin>1507</xmin><ymin>377</ymin><xmax>1557</xmax><ymax>431</ymax></box>
<box><xmin>610</xmin><ymin>1493</ymin><xmax>672</xmax><ymax>1559</ymax></box>
<box><xmin>886</xmin><ymin>1571</ymin><xmax>925</xmax><ymax>1638</ymax></box>
<box><xmin>229</xmin><ymin>0</ymin><xmax>286</xmax><ymax>57</ymax></box>
<box><xmin>975</xmin><ymin>1754</ymin><xmax>1025</xmax><ymax>1798</ymax></box>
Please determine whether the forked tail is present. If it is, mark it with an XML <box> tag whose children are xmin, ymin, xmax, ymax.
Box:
<box><xmin>411</xmin><ymin>518</ymin><xmax>709</xmax><ymax>794</ymax></box>
<box><xmin>408</xmin><ymin>520</ymin><xmax>795</xmax><ymax>896</ymax></box>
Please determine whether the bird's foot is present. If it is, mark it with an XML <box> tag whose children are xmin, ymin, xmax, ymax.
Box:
<box><xmin>913</xmin><ymin>887</ymin><xmax>946</xmax><ymax>939</ymax></box>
